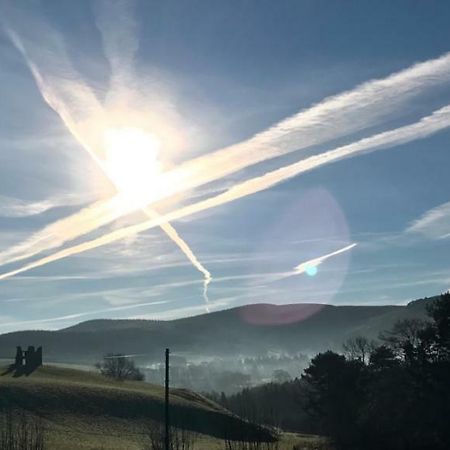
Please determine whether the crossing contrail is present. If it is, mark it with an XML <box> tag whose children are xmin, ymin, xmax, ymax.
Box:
<box><xmin>0</xmin><ymin>196</ymin><xmax>130</xmax><ymax>266</ymax></box>
<box><xmin>3</xmin><ymin>14</ymin><xmax>213</xmax><ymax>306</ymax></box>
<box><xmin>3</xmin><ymin>6</ymin><xmax>450</xmax><ymax>295</ymax></box>
<box><xmin>2</xmin><ymin>104</ymin><xmax>450</xmax><ymax>281</ymax></box>
<box><xmin>2</xmin><ymin>33</ymin><xmax>450</xmax><ymax>270</ymax></box>
<box><xmin>93</xmin><ymin>0</ymin><xmax>212</xmax><ymax>306</ymax></box>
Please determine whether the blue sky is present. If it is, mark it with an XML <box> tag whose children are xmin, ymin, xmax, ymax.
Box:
<box><xmin>1</xmin><ymin>0</ymin><xmax>450</xmax><ymax>332</ymax></box>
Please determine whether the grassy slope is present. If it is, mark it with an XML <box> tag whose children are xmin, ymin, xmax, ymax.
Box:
<box><xmin>0</xmin><ymin>365</ymin><xmax>328</xmax><ymax>449</ymax></box>
<box><xmin>0</xmin><ymin>365</ymin><xmax>282</xmax><ymax>449</ymax></box>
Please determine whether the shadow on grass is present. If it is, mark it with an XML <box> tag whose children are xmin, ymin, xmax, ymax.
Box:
<box><xmin>1</xmin><ymin>363</ymin><xmax>38</xmax><ymax>377</ymax></box>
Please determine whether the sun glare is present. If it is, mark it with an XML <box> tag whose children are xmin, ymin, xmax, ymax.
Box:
<box><xmin>103</xmin><ymin>127</ymin><xmax>162</xmax><ymax>207</ymax></box>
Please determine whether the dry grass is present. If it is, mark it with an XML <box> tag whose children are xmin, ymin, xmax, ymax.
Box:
<box><xmin>0</xmin><ymin>365</ymin><xmax>329</xmax><ymax>450</ymax></box>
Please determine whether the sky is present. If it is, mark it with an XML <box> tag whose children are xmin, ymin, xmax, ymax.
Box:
<box><xmin>1</xmin><ymin>0</ymin><xmax>450</xmax><ymax>332</ymax></box>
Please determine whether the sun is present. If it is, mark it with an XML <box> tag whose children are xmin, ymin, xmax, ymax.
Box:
<box><xmin>102</xmin><ymin>127</ymin><xmax>162</xmax><ymax>207</ymax></box>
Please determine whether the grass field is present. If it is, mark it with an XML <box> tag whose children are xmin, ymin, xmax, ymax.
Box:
<box><xmin>0</xmin><ymin>365</ymin><xmax>328</xmax><ymax>449</ymax></box>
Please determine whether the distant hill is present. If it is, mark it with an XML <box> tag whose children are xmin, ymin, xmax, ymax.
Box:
<box><xmin>0</xmin><ymin>297</ymin><xmax>436</xmax><ymax>365</ymax></box>
<box><xmin>62</xmin><ymin>318</ymin><xmax>158</xmax><ymax>333</ymax></box>
<box><xmin>0</xmin><ymin>365</ymin><xmax>274</xmax><ymax>448</ymax></box>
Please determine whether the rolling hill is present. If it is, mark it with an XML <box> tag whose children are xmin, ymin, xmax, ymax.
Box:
<box><xmin>0</xmin><ymin>365</ymin><xmax>275</xmax><ymax>449</ymax></box>
<box><xmin>0</xmin><ymin>297</ymin><xmax>435</xmax><ymax>365</ymax></box>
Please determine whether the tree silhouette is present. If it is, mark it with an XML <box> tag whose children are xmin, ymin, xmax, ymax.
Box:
<box><xmin>342</xmin><ymin>335</ymin><xmax>376</xmax><ymax>363</ymax></box>
<box><xmin>300</xmin><ymin>293</ymin><xmax>450</xmax><ymax>450</ymax></box>
<box><xmin>96</xmin><ymin>354</ymin><xmax>144</xmax><ymax>381</ymax></box>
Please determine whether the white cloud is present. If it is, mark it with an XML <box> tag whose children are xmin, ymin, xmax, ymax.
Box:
<box><xmin>406</xmin><ymin>201</ymin><xmax>450</xmax><ymax>240</ymax></box>
<box><xmin>0</xmin><ymin>194</ymin><xmax>88</xmax><ymax>218</ymax></box>
<box><xmin>94</xmin><ymin>0</ymin><xmax>139</xmax><ymax>91</ymax></box>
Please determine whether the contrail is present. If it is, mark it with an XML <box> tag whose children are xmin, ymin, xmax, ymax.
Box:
<box><xmin>94</xmin><ymin>0</ymin><xmax>213</xmax><ymax>304</ymax></box>
<box><xmin>0</xmin><ymin>196</ymin><xmax>130</xmax><ymax>266</ymax></box>
<box><xmin>265</xmin><ymin>243</ymin><xmax>358</xmax><ymax>283</ymax></box>
<box><xmin>95</xmin><ymin>0</ymin><xmax>214</xmax><ymax>305</ymax></box>
<box><xmin>4</xmin><ymin>13</ymin><xmax>213</xmax><ymax>305</ymax></box>
<box><xmin>4</xmin><ymin>8</ymin><xmax>450</xmax><ymax>293</ymax></box>
<box><xmin>151</xmin><ymin>51</ymin><xmax>450</xmax><ymax>204</ymax></box>
<box><xmin>143</xmin><ymin>208</ymin><xmax>212</xmax><ymax>308</ymax></box>
<box><xmin>6</xmin><ymin>14</ymin><xmax>450</xmax><ymax>217</ymax></box>
<box><xmin>2</xmin><ymin>19</ymin><xmax>450</xmax><ymax>271</ymax></box>
<box><xmin>291</xmin><ymin>243</ymin><xmax>357</xmax><ymax>277</ymax></box>
<box><xmin>405</xmin><ymin>200</ymin><xmax>450</xmax><ymax>239</ymax></box>
<box><xmin>2</xmin><ymin>43</ymin><xmax>448</xmax><ymax>270</ymax></box>
<box><xmin>251</xmin><ymin>243</ymin><xmax>358</xmax><ymax>284</ymax></box>
<box><xmin>2</xmin><ymin>104</ymin><xmax>450</xmax><ymax>281</ymax></box>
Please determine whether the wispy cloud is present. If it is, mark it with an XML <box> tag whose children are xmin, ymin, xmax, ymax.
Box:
<box><xmin>94</xmin><ymin>0</ymin><xmax>139</xmax><ymax>95</ymax></box>
<box><xmin>0</xmin><ymin>196</ymin><xmax>131</xmax><ymax>267</ymax></box>
<box><xmin>0</xmin><ymin>193</ymin><xmax>89</xmax><ymax>218</ymax></box>
<box><xmin>0</xmin><ymin>196</ymin><xmax>58</xmax><ymax>218</ymax></box>
<box><xmin>406</xmin><ymin>201</ymin><xmax>450</xmax><ymax>239</ymax></box>
<box><xmin>0</xmin><ymin>299</ymin><xmax>169</xmax><ymax>332</ymax></box>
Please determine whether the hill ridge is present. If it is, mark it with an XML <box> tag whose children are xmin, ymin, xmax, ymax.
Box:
<box><xmin>0</xmin><ymin>296</ymin><xmax>435</xmax><ymax>364</ymax></box>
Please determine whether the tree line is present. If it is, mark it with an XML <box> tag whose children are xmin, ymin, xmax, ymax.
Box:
<box><xmin>217</xmin><ymin>293</ymin><xmax>450</xmax><ymax>450</ymax></box>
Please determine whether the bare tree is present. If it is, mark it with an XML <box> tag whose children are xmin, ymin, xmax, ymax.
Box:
<box><xmin>96</xmin><ymin>354</ymin><xmax>144</xmax><ymax>381</ymax></box>
<box><xmin>342</xmin><ymin>336</ymin><xmax>377</xmax><ymax>364</ymax></box>
<box><xmin>380</xmin><ymin>318</ymin><xmax>428</xmax><ymax>354</ymax></box>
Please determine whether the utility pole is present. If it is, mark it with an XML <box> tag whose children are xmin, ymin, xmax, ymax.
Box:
<box><xmin>165</xmin><ymin>348</ymin><xmax>170</xmax><ymax>450</ymax></box>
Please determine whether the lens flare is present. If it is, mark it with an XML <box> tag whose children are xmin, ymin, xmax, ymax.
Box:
<box><xmin>305</xmin><ymin>265</ymin><xmax>318</xmax><ymax>277</ymax></box>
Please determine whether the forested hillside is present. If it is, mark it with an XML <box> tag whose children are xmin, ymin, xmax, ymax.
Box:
<box><xmin>0</xmin><ymin>298</ymin><xmax>434</xmax><ymax>364</ymax></box>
